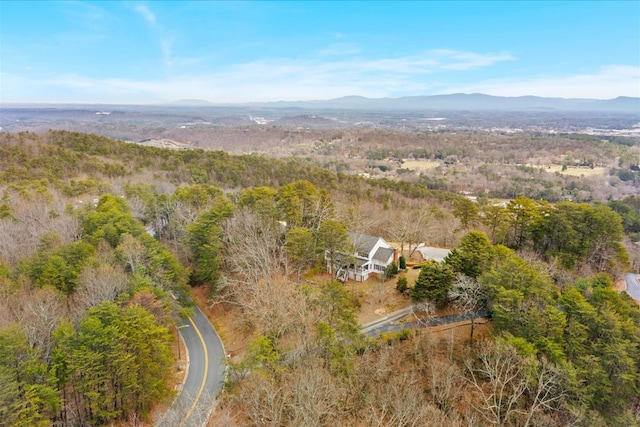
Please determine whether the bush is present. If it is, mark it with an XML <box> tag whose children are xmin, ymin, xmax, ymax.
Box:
<box><xmin>380</xmin><ymin>328</ymin><xmax>413</xmax><ymax>345</ymax></box>
<box><xmin>411</xmin><ymin>260</ymin><xmax>454</xmax><ymax>305</ymax></box>
<box><xmin>618</xmin><ymin>169</ymin><xmax>636</xmax><ymax>182</ymax></box>
<box><xmin>399</xmin><ymin>255</ymin><xmax>407</xmax><ymax>269</ymax></box>
<box><xmin>396</xmin><ymin>274</ymin><xmax>408</xmax><ymax>294</ymax></box>
<box><xmin>385</xmin><ymin>261</ymin><xmax>399</xmax><ymax>278</ymax></box>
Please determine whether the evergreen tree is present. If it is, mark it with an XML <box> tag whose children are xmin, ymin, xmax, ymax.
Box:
<box><xmin>444</xmin><ymin>230</ymin><xmax>494</xmax><ymax>278</ymax></box>
<box><xmin>187</xmin><ymin>196</ymin><xmax>233</xmax><ymax>287</ymax></box>
<box><xmin>411</xmin><ymin>260</ymin><xmax>454</xmax><ymax>305</ymax></box>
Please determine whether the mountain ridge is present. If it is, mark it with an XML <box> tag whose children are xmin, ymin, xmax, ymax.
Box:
<box><xmin>3</xmin><ymin>93</ymin><xmax>638</xmax><ymax>114</ymax></box>
<box><xmin>244</xmin><ymin>93</ymin><xmax>639</xmax><ymax>113</ymax></box>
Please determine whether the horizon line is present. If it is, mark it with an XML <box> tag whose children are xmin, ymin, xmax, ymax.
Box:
<box><xmin>1</xmin><ymin>92</ymin><xmax>639</xmax><ymax>108</ymax></box>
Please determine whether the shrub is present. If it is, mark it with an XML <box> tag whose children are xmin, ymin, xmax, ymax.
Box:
<box><xmin>399</xmin><ymin>255</ymin><xmax>407</xmax><ymax>269</ymax></box>
<box><xmin>385</xmin><ymin>261</ymin><xmax>399</xmax><ymax>278</ymax></box>
<box><xmin>396</xmin><ymin>274</ymin><xmax>408</xmax><ymax>294</ymax></box>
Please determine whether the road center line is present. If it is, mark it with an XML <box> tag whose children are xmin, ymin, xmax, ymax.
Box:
<box><xmin>179</xmin><ymin>313</ymin><xmax>209</xmax><ymax>427</ymax></box>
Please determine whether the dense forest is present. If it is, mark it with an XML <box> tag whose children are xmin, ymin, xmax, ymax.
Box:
<box><xmin>0</xmin><ymin>130</ymin><xmax>639</xmax><ymax>426</ymax></box>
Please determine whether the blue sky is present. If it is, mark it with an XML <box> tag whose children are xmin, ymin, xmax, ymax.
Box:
<box><xmin>1</xmin><ymin>1</ymin><xmax>639</xmax><ymax>104</ymax></box>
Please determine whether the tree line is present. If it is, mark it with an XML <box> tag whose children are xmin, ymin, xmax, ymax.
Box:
<box><xmin>0</xmin><ymin>193</ymin><xmax>188</xmax><ymax>426</ymax></box>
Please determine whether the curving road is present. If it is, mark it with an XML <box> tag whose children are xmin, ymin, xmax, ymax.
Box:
<box><xmin>625</xmin><ymin>273</ymin><xmax>640</xmax><ymax>303</ymax></box>
<box><xmin>159</xmin><ymin>273</ymin><xmax>640</xmax><ymax>425</ymax></box>
<box><xmin>158</xmin><ymin>304</ymin><xmax>226</xmax><ymax>427</ymax></box>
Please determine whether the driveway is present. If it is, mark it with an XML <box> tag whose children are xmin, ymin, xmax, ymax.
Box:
<box><xmin>360</xmin><ymin>304</ymin><xmax>488</xmax><ymax>337</ymax></box>
<box><xmin>625</xmin><ymin>273</ymin><xmax>640</xmax><ymax>303</ymax></box>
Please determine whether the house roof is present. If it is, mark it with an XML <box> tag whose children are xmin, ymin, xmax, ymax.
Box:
<box><xmin>348</xmin><ymin>231</ymin><xmax>380</xmax><ymax>254</ymax></box>
<box><xmin>373</xmin><ymin>246</ymin><xmax>395</xmax><ymax>264</ymax></box>
<box><xmin>416</xmin><ymin>246</ymin><xmax>451</xmax><ymax>262</ymax></box>
<box><xmin>335</xmin><ymin>252</ymin><xmax>368</xmax><ymax>267</ymax></box>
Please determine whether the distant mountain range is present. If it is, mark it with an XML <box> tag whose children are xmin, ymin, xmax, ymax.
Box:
<box><xmin>247</xmin><ymin>94</ymin><xmax>640</xmax><ymax>113</ymax></box>
<box><xmin>4</xmin><ymin>94</ymin><xmax>639</xmax><ymax>114</ymax></box>
<box><xmin>163</xmin><ymin>93</ymin><xmax>640</xmax><ymax>113</ymax></box>
<box><xmin>166</xmin><ymin>99</ymin><xmax>217</xmax><ymax>107</ymax></box>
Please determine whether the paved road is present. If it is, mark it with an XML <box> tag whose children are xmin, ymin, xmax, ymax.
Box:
<box><xmin>361</xmin><ymin>305</ymin><xmax>489</xmax><ymax>337</ymax></box>
<box><xmin>158</xmin><ymin>305</ymin><xmax>226</xmax><ymax>427</ymax></box>
<box><xmin>360</xmin><ymin>305</ymin><xmax>416</xmax><ymax>334</ymax></box>
<box><xmin>625</xmin><ymin>273</ymin><xmax>640</xmax><ymax>303</ymax></box>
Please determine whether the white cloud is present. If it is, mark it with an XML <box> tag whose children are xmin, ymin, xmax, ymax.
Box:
<box><xmin>317</xmin><ymin>43</ymin><xmax>362</xmax><ymax>57</ymax></box>
<box><xmin>2</xmin><ymin>49</ymin><xmax>512</xmax><ymax>103</ymax></box>
<box><xmin>443</xmin><ymin>65</ymin><xmax>640</xmax><ymax>99</ymax></box>
<box><xmin>9</xmin><ymin>51</ymin><xmax>635</xmax><ymax>103</ymax></box>
<box><xmin>132</xmin><ymin>4</ymin><xmax>175</xmax><ymax>74</ymax></box>
<box><xmin>435</xmin><ymin>50</ymin><xmax>515</xmax><ymax>70</ymax></box>
<box><xmin>133</xmin><ymin>4</ymin><xmax>156</xmax><ymax>26</ymax></box>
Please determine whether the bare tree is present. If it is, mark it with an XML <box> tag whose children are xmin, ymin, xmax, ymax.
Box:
<box><xmin>522</xmin><ymin>357</ymin><xmax>572</xmax><ymax>427</ymax></box>
<box><xmin>126</xmin><ymin>194</ymin><xmax>148</xmax><ymax>222</ymax></box>
<box><xmin>366</xmin><ymin>370</ymin><xmax>446</xmax><ymax>426</ymax></box>
<box><xmin>428</xmin><ymin>207</ymin><xmax>461</xmax><ymax>248</ymax></box>
<box><xmin>237</xmin><ymin>374</ymin><xmax>286</xmax><ymax>427</ymax></box>
<box><xmin>116</xmin><ymin>233</ymin><xmax>146</xmax><ymax>273</ymax></box>
<box><xmin>354</xmin><ymin>345</ymin><xmax>457</xmax><ymax>426</ymax></box>
<box><xmin>373</xmin><ymin>271</ymin><xmax>389</xmax><ymax>304</ymax></box>
<box><xmin>414</xmin><ymin>299</ymin><xmax>436</xmax><ymax>324</ymax></box>
<box><xmin>223</xmin><ymin>209</ymin><xmax>286</xmax><ymax>286</ymax></box>
<box><xmin>464</xmin><ymin>341</ymin><xmax>528</xmax><ymax>426</ymax></box>
<box><xmin>286</xmin><ymin>364</ymin><xmax>346</xmax><ymax>426</ymax></box>
<box><xmin>218</xmin><ymin>208</ymin><xmax>313</xmax><ymax>336</ymax></box>
<box><xmin>13</xmin><ymin>287</ymin><xmax>64</xmax><ymax>363</ymax></box>
<box><xmin>389</xmin><ymin>209</ymin><xmax>431</xmax><ymax>258</ymax></box>
<box><xmin>335</xmin><ymin>196</ymin><xmax>385</xmax><ymax>235</ymax></box>
<box><xmin>75</xmin><ymin>263</ymin><xmax>129</xmax><ymax>311</ymax></box>
<box><xmin>448</xmin><ymin>274</ymin><xmax>485</xmax><ymax>343</ymax></box>
<box><xmin>429</xmin><ymin>359</ymin><xmax>463</xmax><ymax>414</ymax></box>
<box><xmin>0</xmin><ymin>194</ymin><xmax>79</xmax><ymax>267</ymax></box>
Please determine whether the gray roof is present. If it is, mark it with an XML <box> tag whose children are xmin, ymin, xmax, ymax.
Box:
<box><xmin>348</xmin><ymin>231</ymin><xmax>380</xmax><ymax>254</ymax></box>
<box><xmin>373</xmin><ymin>246</ymin><xmax>395</xmax><ymax>264</ymax></box>
<box><xmin>335</xmin><ymin>253</ymin><xmax>368</xmax><ymax>267</ymax></box>
<box><xmin>416</xmin><ymin>246</ymin><xmax>451</xmax><ymax>262</ymax></box>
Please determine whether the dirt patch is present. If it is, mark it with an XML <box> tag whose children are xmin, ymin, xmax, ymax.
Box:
<box><xmin>351</xmin><ymin>276</ymin><xmax>410</xmax><ymax>325</ymax></box>
<box><xmin>614</xmin><ymin>278</ymin><xmax>627</xmax><ymax>292</ymax></box>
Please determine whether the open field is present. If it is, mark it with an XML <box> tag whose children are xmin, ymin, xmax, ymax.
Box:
<box><xmin>400</xmin><ymin>159</ymin><xmax>441</xmax><ymax>171</ymax></box>
<box><xmin>530</xmin><ymin>164</ymin><xmax>609</xmax><ymax>178</ymax></box>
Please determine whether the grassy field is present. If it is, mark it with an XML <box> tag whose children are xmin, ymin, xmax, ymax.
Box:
<box><xmin>532</xmin><ymin>164</ymin><xmax>609</xmax><ymax>178</ymax></box>
<box><xmin>401</xmin><ymin>159</ymin><xmax>441</xmax><ymax>171</ymax></box>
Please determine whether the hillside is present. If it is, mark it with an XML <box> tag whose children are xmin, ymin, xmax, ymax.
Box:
<box><xmin>0</xmin><ymin>130</ymin><xmax>639</xmax><ymax>426</ymax></box>
<box><xmin>2</xmin><ymin>109</ymin><xmax>639</xmax><ymax>202</ymax></box>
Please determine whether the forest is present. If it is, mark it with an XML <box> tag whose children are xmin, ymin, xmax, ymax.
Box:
<box><xmin>0</xmin><ymin>130</ymin><xmax>639</xmax><ymax>426</ymax></box>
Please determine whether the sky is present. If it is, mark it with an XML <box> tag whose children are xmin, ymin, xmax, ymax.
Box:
<box><xmin>1</xmin><ymin>1</ymin><xmax>639</xmax><ymax>104</ymax></box>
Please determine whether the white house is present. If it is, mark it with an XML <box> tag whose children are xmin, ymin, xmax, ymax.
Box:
<box><xmin>330</xmin><ymin>231</ymin><xmax>398</xmax><ymax>282</ymax></box>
